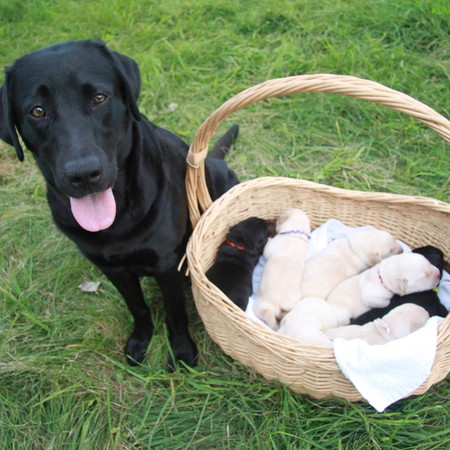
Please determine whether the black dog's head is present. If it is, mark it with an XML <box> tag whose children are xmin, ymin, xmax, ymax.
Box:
<box><xmin>0</xmin><ymin>40</ymin><xmax>141</xmax><ymax>231</ymax></box>
<box><xmin>412</xmin><ymin>245</ymin><xmax>445</xmax><ymax>277</ymax></box>
<box><xmin>226</xmin><ymin>217</ymin><xmax>270</xmax><ymax>256</ymax></box>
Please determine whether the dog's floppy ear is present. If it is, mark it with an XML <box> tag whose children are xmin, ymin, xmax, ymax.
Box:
<box><xmin>0</xmin><ymin>74</ymin><xmax>24</xmax><ymax>161</ymax></box>
<box><xmin>397</xmin><ymin>277</ymin><xmax>408</xmax><ymax>296</ymax></box>
<box><xmin>109</xmin><ymin>49</ymin><xmax>141</xmax><ymax>121</ymax></box>
<box><xmin>374</xmin><ymin>318</ymin><xmax>391</xmax><ymax>337</ymax></box>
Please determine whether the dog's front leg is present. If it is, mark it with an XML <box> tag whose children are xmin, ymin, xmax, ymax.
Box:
<box><xmin>155</xmin><ymin>269</ymin><xmax>198</xmax><ymax>370</ymax></box>
<box><xmin>102</xmin><ymin>269</ymin><xmax>153</xmax><ymax>366</ymax></box>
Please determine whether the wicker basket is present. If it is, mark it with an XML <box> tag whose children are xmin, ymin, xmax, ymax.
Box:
<box><xmin>185</xmin><ymin>74</ymin><xmax>450</xmax><ymax>402</ymax></box>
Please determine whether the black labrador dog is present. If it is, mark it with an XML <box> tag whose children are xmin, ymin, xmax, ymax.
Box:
<box><xmin>0</xmin><ymin>39</ymin><xmax>239</xmax><ymax>369</ymax></box>
<box><xmin>206</xmin><ymin>217</ymin><xmax>271</xmax><ymax>311</ymax></box>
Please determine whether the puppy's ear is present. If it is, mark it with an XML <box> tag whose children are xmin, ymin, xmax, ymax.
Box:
<box><xmin>275</xmin><ymin>210</ymin><xmax>290</xmax><ymax>231</ymax></box>
<box><xmin>0</xmin><ymin>75</ymin><xmax>24</xmax><ymax>161</ymax></box>
<box><xmin>374</xmin><ymin>318</ymin><xmax>391</xmax><ymax>336</ymax></box>
<box><xmin>346</xmin><ymin>231</ymin><xmax>372</xmax><ymax>263</ymax></box>
<box><xmin>109</xmin><ymin>49</ymin><xmax>141</xmax><ymax>121</ymax></box>
<box><xmin>367</xmin><ymin>251</ymin><xmax>382</xmax><ymax>267</ymax></box>
<box><xmin>397</xmin><ymin>278</ymin><xmax>408</xmax><ymax>296</ymax></box>
<box><xmin>267</xmin><ymin>219</ymin><xmax>277</xmax><ymax>237</ymax></box>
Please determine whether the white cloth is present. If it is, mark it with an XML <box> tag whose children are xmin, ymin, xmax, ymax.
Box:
<box><xmin>333</xmin><ymin>316</ymin><xmax>443</xmax><ymax>412</ymax></box>
<box><xmin>438</xmin><ymin>270</ymin><xmax>450</xmax><ymax>310</ymax></box>
<box><xmin>305</xmin><ymin>219</ymin><xmax>373</xmax><ymax>259</ymax></box>
<box><xmin>246</xmin><ymin>254</ymin><xmax>268</xmax><ymax>325</ymax></box>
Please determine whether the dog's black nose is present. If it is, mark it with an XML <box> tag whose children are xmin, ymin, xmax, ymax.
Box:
<box><xmin>64</xmin><ymin>156</ymin><xmax>103</xmax><ymax>190</ymax></box>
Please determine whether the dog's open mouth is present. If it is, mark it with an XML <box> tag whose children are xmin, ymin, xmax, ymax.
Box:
<box><xmin>69</xmin><ymin>188</ymin><xmax>116</xmax><ymax>232</ymax></box>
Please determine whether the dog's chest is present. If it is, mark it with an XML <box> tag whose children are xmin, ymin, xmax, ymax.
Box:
<box><xmin>109</xmin><ymin>240</ymin><xmax>185</xmax><ymax>275</ymax></box>
<box><xmin>102</xmin><ymin>248</ymin><xmax>160</xmax><ymax>275</ymax></box>
<box><xmin>79</xmin><ymin>234</ymin><xmax>179</xmax><ymax>276</ymax></box>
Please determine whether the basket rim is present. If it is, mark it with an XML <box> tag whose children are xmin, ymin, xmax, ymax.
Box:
<box><xmin>197</xmin><ymin>176</ymin><xmax>450</xmax><ymax>214</ymax></box>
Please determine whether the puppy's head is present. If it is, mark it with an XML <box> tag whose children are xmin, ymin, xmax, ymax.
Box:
<box><xmin>348</xmin><ymin>228</ymin><xmax>402</xmax><ymax>266</ymax></box>
<box><xmin>379</xmin><ymin>252</ymin><xmax>441</xmax><ymax>296</ymax></box>
<box><xmin>376</xmin><ymin>303</ymin><xmax>430</xmax><ymax>339</ymax></box>
<box><xmin>226</xmin><ymin>217</ymin><xmax>270</xmax><ymax>255</ymax></box>
<box><xmin>276</xmin><ymin>208</ymin><xmax>310</xmax><ymax>234</ymax></box>
<box><xmin>412</xmin><ymin>245</ymin><xmax>445</xmax><ymax>275</ymax></box>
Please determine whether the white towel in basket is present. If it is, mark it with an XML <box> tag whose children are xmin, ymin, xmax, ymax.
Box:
<box><xmin>306</xmin><ymin>218</ymin><xmax>410</xmax><ymax>258</ymax></box>
<box><xmin>438</xmin><ymin>270</ymin><xmax>450</xmax><ymax>310</ymax></box>
<box><xmin>333</xmin><ymin>316</ymin><xmax>444</xmax><ymax>412</ymax></box>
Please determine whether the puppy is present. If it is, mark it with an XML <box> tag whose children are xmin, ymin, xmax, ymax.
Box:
<box><xmin>278</xmin><ymin>297</ymin><xmax>349</xmax><ymax>347</ymax></box>
<box><xmin>413</xmin><ymin>245</ymin><xmax>445</xmax><ymax>277</ymax></box>
<box><xmin>301</xmin><ymin>228</ymin><xmax>402</xmax><ymax>299</ymax></box>
<box><xmin>326</xmin><ymin>303</ymin><xmax>430</xmax><ymax>344</ymax></box>
<box><xmin>351</xmin><ymin>246</ymin><xmax>448</xmax><ymax>325</ymax></box>
<box><xmin>326</xmin><ymin>252</ymin><xmax>442</xmax><ymax>322</ymax></box>
<box><xmin>253</xmin><ymin>209</ymin><xmax>311</xmax><ymax>329</ymax></box>
<box><xmin>206</xmin><ymin>217</ymin><xmax>270</xmax><ymax>310</ymax></box>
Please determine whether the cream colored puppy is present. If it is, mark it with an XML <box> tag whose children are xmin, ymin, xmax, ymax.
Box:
<box><xmin>301</xmin><ymin>228</ymin><xmax>402</xmax><ymax>299</ymax></box>
<box><xmin>326</xmin><ymin>252</ymin><xmax>441</xmax><ymax>321</ymax></box>
<box><xmin>278</xmin><ymin>297</ymin><xmax>349</xmax><ymax>347</ymax></box>
<box><xmin>325</xmin><ymin>303</ymin><xmax>430</xmax><ymax>344</ymax></box>
<box><xmin>253</xmin><ymin>208</ymin><xmax>311</xmax><ymax>329</ymax></box>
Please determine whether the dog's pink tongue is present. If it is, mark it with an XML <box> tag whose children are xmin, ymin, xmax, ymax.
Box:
<box><xmin>70</xmin><ymin>188</ymin><xmax>116</xmax><ymax>232</ymax></box>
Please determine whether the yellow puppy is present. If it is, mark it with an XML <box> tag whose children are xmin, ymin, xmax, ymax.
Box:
<box><xmin>301</xmin><ymin>228</ymin><xmax>402</xmax><ymax>299</ymax></box>
<box><xmin>254</xmin><ymin>209</ymin><xmax>310</xmax><ymax>329</ymax></box>
<box><xmin>326</xmin><ymin>252</ymin><xmax>441</xmax><ymax>321</ymax></box>
<box><xmin>278</xmin><ymin>297</ymin><xmax>348</xmax><ymax>347</ymax></box>
<box><xmin>325</xmin><ymin>303</ymin><xmax>430</xmax><ymax>344</ymax></box>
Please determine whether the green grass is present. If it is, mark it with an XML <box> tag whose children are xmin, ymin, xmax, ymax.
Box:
<box><xmin>1</xmin><ymin>0</ymin><xmax>449</xmax><ymax>448</ymax></box>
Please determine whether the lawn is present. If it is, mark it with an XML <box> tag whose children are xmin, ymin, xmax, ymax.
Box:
<box><xmin>0</xmin><ymin>0</ymin><xmax>449</xmax><ymax>448</ymax></box>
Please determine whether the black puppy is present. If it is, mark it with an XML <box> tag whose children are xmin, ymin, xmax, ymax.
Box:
<box><xmin>0</xmin><ymin>40</ymin><xmax>239</xmax><ymax>368</ymax></box>
<box><xmin>206</xmin><ymin>217</ymin><xmax>270</xmax><ymax>310</ymax></box>
<box><xmin>351</xmin><ymin>245</ymin><xmax>448</xmax><ymax>325</ymax></box>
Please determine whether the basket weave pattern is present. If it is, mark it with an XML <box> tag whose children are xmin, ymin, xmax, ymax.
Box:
<box><xmin>185</xmin><ymin>74</ymin><xmax>450</xmax><ymax>401</ymax></box>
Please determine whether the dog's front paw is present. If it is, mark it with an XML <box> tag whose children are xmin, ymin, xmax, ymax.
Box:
<box><xmin>167</xmin><ymin>337</ymin><xmax>198</xmax><ymax>372</ymax></box>
<box><xmin>124</xmin><ymin>331</ymin><xmax>152</xmax><ymax>366</ymax></box>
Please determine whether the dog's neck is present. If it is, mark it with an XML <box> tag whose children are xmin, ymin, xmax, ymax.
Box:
<box><xmin>278</xmin><ymin>229</ymin><xmax>311</xmax><ymax>242</ymax></box>
<box><xmin>226</xmin><ymin>239</ymin><xmax>246</xmax><ymax>252</ymax></box>
<box><xmin>377</xmin><ymin>267</ymin><xmax>395</xmax><ymax>294</ymax></box>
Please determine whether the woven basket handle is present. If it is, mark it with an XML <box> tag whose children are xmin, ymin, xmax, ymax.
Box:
<box><xmin>186</xmin><ymin>74</ymin><xmax>450</xmax><ymax>227</ymax></box>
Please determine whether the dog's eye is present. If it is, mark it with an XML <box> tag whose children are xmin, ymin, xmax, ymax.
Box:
<box><xmin>30</xmin><ymin>106</ymin><xmax>46</xmax><ymax>118</ymax></box>
<box><xmin>94</xmin><ymin>94</ymin><xmax>107</xmax><ymax>105</ymax></box>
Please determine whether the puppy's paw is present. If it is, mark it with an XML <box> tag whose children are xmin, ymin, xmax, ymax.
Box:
<box><xmin>167</xmin><ymin>337</ymin><xmax>198</xmax><ymax>372</ymax></box>
<box><xmin>124</xmin><ymin>331</ymin><xmax>152</xmax><ymax>366</ymax></box>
